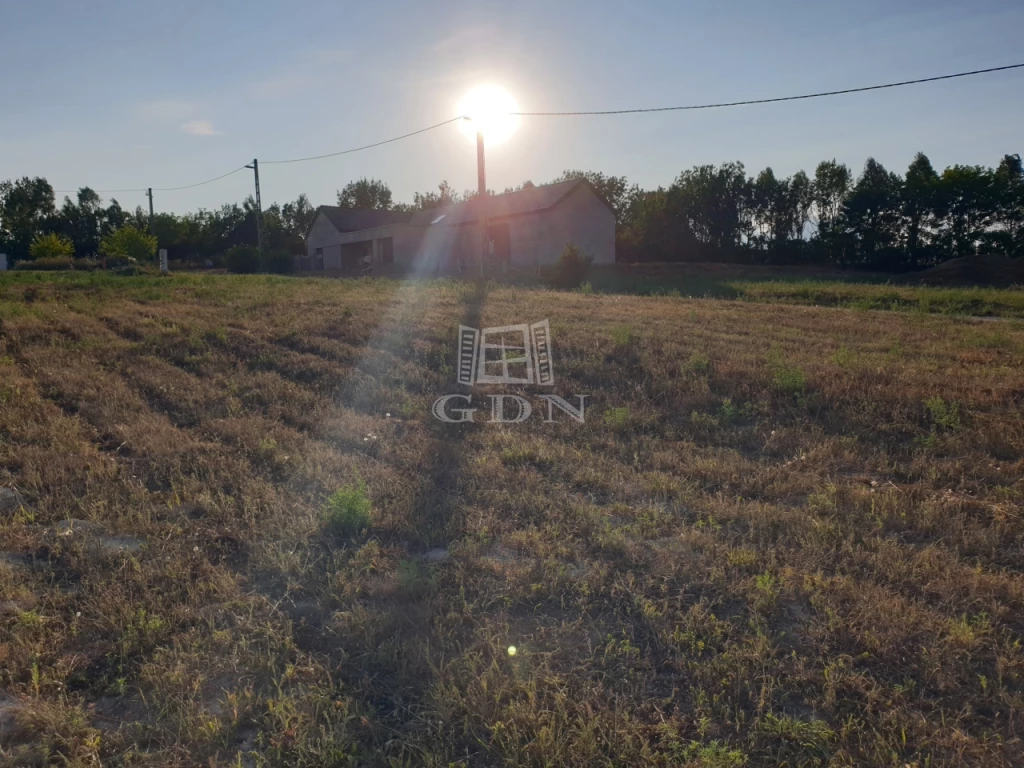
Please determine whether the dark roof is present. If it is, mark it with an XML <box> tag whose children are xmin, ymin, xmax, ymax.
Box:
<box><xmin>409</xmin><ymin>178</ymin><xmax>605</xmax><ymax>227</ymax></box>
<box><xmin>317</xmin><ymin>206</ymin><xmax>412</xmax><ymax>232</ymax></box>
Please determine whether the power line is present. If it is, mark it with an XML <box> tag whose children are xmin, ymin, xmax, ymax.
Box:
<box><xmin>44</xmin><ymin>62</ymin><xmax>1024</xmax><ymax>192</ymax></box>
<box><xmin>512</xmin><ymin>63</ymin><xmax>1024</xmax><ymax>116</ymax></box>
<box><xmin>153</xmin><ymin>165</ymin><xmax>250</xmax><ymax>191</ymax></box>
<box><xmin>262</xmin><ymin>115</ymin><xmax>466</xmax><ymax>165</ymax></box>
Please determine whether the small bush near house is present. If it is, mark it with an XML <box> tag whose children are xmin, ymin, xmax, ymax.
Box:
<box><xmin>547</xmin><ymin>242</ymin><xmax>594</xmax><ymax>289</ymax></box>
<box><xmin>262</xmin><ymin>250</ymin><xmax>295</xmax><ymax>274</ymax></box>
<box><xmin>323</xmin><ymin>480</ymin><xmax>372</xmax><ymax>538</ymax></box>
<box><xmin>101</xmin><ymin>226</ymin><xmax>157</xmax><ymax>263</ymax></box>
<box><xmin>28</xmin><ymin>232</ymin><xmax>74</xmax><ymax>261</ymax></box>
<box><xmin>225</xmin><ymin>245</ymin><xmax>262</xmax><ymax>274</ymax></box>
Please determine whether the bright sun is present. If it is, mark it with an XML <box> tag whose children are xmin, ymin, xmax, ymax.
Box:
<box><xmin>458</xmin><ymin>85</ymin><xmax>520</xmax><ymax>146</ymax></box>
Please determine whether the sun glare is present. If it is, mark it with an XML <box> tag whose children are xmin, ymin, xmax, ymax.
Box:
<box><xmin>458</xmin><ymin>85</ymin><xmax>520</xmax><ymax>146</ymax></box>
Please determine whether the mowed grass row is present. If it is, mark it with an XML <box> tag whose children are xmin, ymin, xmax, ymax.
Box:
<box><xmin>0</xmin><ymin>273</ymin><xmax>1022</xmax><ymax>766</ymax></box>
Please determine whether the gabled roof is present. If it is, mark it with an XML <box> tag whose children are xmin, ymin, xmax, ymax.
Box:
<box><xmin>316</xmin><ymin>206</ymin><xmax>413</xmax><ymax>232</ymax></box>
<box><xmin>409</xmin><ymin>178</ymin><xmax>606</xmax><ymax>227</ymax></box>
<box><xmin>313</xmin><ymin>178</ymin><xmax>610</xmax><ymax>237</ymax></box>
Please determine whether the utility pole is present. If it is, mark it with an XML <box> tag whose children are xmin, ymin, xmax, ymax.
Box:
<box><xmin>476</xmin><ymin>130</ymin><xmax>487</xmax><ymax>278</ymax></box>
<box><xmin>245</xmin><ymin>159</ymin><xmax>264</xmax><ymax>254</ymax></box>
<box><xmin>147</xmin><ymin>188</ymin><xmax>154</xmax><ymax>236</ymax></box>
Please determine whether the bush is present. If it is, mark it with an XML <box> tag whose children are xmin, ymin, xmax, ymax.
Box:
<box><xmin>323</xmin><ymin>480</ymin><xmax>372</xmax><ymax>538</ymax></box>
<box><xmin>225</xmin><ymin>246</ymin><xmax>261</xmax><ymax>274</ymax></box>
<box><xmin>101</xmin><ymin>226</ymin><xmax>157</xmax><ymax>263</ymax></box>
<box><xmin>29</xmin><ymin>233</ymin><xmax>74</xmax><ymax>261</ymax></box>
<box><xmin>548</xmin><ymin>242</ymin><xmax>594</xmax><ymax>289</ymax></box>
<box><xmin>263</xmin><ymin>250</ymin><xmax>295</xmax><ymax>274</ymax></box>
<box><xmin>16</xmin><ymin>257</ymin><xmax>73</xmax><ymax>271</ymax></box>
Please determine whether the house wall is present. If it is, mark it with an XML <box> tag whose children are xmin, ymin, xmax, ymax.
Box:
<box><xmin>305</xmin><ymin>215</ymin><xmax>427</xmax><ymax>270</ymax></box>
<box><xmin>548</xmin><ymin>184</ymin><xmax>616</xmax><ymax>265</ymax></box>
<box><xmin>496</xmin><ymin>185</ymin><xmax>615</xmax><ymax>266</ymax></box>
<box><xmin>306</xmin><ymin>212</ymin><xmax>342</xmax><ymax>258</ymax></box>
<box><xmin>304</xmin><ymin>183</ymin><xmax>616</xmax><ymax>272</ymax></box>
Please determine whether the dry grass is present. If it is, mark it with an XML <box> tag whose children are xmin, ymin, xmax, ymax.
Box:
<box><xmin>0</xmin><ymin>272</ymin><xmax>1022</xmax><ymax>766</ymax></box>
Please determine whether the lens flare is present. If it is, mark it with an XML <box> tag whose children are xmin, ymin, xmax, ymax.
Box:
<box><xmin>458</xmin><ymin>85</ymin><xmax>520</xmax><ymax>146</ymax></box>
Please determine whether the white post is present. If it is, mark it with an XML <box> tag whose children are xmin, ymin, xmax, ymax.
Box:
<box><xmin>159</xmin><ymin>249</ymin><xmax>168</xmax><ymax>273</ymax></box>
<box><xmin>0</xmin><ymin>254</ymin><xmax>7</xmax><ymax>272</ymax></box>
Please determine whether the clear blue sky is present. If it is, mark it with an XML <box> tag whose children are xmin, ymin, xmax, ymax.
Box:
<box><xmin>2</xmin><ymin>0</ymin><xmax>1022</xmax><ymax>214</ymax></box>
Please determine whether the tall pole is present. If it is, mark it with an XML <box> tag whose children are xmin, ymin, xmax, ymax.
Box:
<box><xmin>147</xmin><ymin>188</ymin><xmax>154</xmax><ymax>236</ymax></box>
<box><xmin>246</xmin><ymin>159</ymin><xmax>264</xmax><ymax>254</ymax></box>
<box><xmin>476</xmin><ymin>131</ymin><xmax>487</xmax><ymax>278</ymax></box>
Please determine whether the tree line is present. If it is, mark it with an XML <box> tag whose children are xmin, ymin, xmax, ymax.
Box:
<box><xmin>2</xmin><ymin>151</ymin><xmax>1021</xmax><ymax>271</ymax></box>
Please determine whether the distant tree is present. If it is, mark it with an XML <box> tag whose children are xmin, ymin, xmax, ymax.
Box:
<box><xmin>842</xmin><ymin>158</ymin><xmax>903</xmax><ymax>268</ymax></box>
<box><xmin>29</xmin><ymin>232</ymin><xmax>73</xmax><ymax>260</ymax></box>
<box><xmin>619</xmin><ymin>186</ymin><xmax>673</xmax><ymax>262</ymax></box>
<box><xmin>667</xmin><ymin>162</ymin><xmax>751</xmax><ymax>260</ymax></box>
<box><xmin>281</xmin><ymin>193</ymin><xmax>317</xmax><ymax>238</ymax></box>
<box><xmin>337</xmin><ymin>178</ymin><xmax>393</xmax><ymax>210</ymax></box>
<box><xmin>811</xmin><ymin>160</ymin><xmax>852</xmax><ymax>239</ymax></box>
<box><xmin>0</xmin><ymin>176</ymin><xmax>56</xmax><ymax>262</ymax></box>
<box><xmin>413</xmin><ymin>180</ymin><xmax>459</xmax><ymax>211</ymax></box>
<box><xmin>100</xmin><ymin>225</ymin><xmax>157</xmax><ymax>262</ymax></box>
<box><xmin>751</xmin><ymin>167</ymin><xmax>792</xmax><ymax>254</ymax></box>
<box><xmin>790</xmin><ymin>171</ymin><xmax>813</xmax><ymax>242</ymax></box>
<box><xmin>992</xmin><ymin>154</ymin><xmax>1024</xmax><ymax>256</ymax></box>
<box><xmin>52</xmin><ymin>187</ymin><xmax>104</xmax><ymax>257</ymax></box>
<box><xmin>902</xmin><ymin>153</ymin><xmax>940</xmax><ymax>267</ymax></box>
<box><xmin>935</xmin><ymin>165</ymin><xmax>996</xmax><ymax>260</ymax></box>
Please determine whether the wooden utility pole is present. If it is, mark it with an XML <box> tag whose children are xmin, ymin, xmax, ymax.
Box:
<box><xmin>476</xmin><ymin>131</ymin><xmax>487</xmax><ymax>278</ymax></box>
<box><xmin>245</xmin><ymin>159</ymin><xmax>264</xmax><ymax>254</ymax></box>
<box><xmin>147</xmin><ymin>188</ymin><xmax>154</xmax><ymax>235</ymax></box>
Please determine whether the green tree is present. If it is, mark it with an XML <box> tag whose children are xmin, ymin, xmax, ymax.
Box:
<box><xmin>619</xmin><ymin>186</ymin><xmax>673</xmax><ymax>262</ymax></box>
<box><xmin>280</xmin><ymin>193</ymin><xmax>317</xmax><ymax>239</ymax></box>
<box><xmin>992</xmin><ymin>154</ymin><xmax>1024</xmax><ymax>257</ymax></box>
<box><xmin>902</xmin><ymin>153</ymin><xmax>940</xmax><ymax>267</ymax></box>
<box><xmin>100</xmin><ymin>225</ymin><xmax>157</xmax><ymax>262</ymax></box>
<box><xmin>811</xmin><ymin>160</ymin><xmax>852</xmax><ymax>240</ymax></box>
<box><xmin>0</xmin><ymin>177</ymin><xmax>56</xmax><ymax>262</ymax></box>
<box><xmin>53</xmin><ymin>187</ymin><xmax>104</xmax><ymax>257</ymax></box>
<box><xmin>412</xmin><ymin>180</ymin><xmax>460</xmax><ymax>211</ymax></box>
<box><xmin>935</xmin><ymin>165</ymin><xmax>995</xmax><ymax>260</ymax></box>
<box><xmin>29</xmin><ymin>232</ymin><xmax>74</xmax><ymax>260</ymax></box>
<box><xmin>842</xmin><ymin>158</ymin><xmax>903</xmax><ymax>268</ymax></box>
<box><xmin>667</xmin><ymin>162</ymin><xmax>751</xmax><ymax>260</ymax></box>
<box><xmin>337</xmin><ymin>178</ymin><xmax>393</xmax><ymax>210</ymax></box>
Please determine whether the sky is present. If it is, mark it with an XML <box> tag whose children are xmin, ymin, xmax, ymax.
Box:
<box><xmin>2</xmin><ymin>0</ymin><xmax>1022</xmax><ymax>214</ymax></box>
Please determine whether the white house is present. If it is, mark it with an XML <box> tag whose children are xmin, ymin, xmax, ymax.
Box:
<box><xmin>303</xmin><ymin>178</ymin><xmax>615</xmax><ymax>272</ymax></box>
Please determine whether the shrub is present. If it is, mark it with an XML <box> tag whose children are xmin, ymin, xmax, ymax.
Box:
<box><xmin>262</xmin><ymin>250</ymin><xmax>295</xmax><ymax>274</ymax></box>
<box><xmin>611</xmin><ymin>324</ymin><xmax>635</xmax><ymax>347</ymax></box>
<box><xmin>925</xmin><ymin>396</ymin><xmax>962</xmax><ymax>431</ymax></box>
<box><xmin>548</xmin><ymin>242</ymin><xmax>594</xmax><ymax>289</ymax></box>
<box><xmin>323</xmin><ymin>480</ymin><xmax>372</xmax><ymax>538</ymax></box>
<box><xmin>29</xmin><ymin>233</ymin><xmax>74</xmax><ymax>260</ymax></box>
<box><xmin>16</xmin><ymin>257</ymin><xmax>73</xmax><ymax>271</ymax></box>
<box><xmin>101</xmin><ymin>226</ymin><xmax>157</xmax><ymax>263</ymax></box>
<box><xmin>225</xmin><ymin>246</ymin><xmax>261</xmax><ymax>274</ymax></box>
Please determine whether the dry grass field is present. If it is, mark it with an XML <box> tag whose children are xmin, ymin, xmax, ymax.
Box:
<box><xmin>0</xmin><ymin>272</ymin><xmax>1022</xmax><ymax>766</ymax></box>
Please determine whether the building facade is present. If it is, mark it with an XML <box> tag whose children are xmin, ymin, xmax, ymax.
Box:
<box><xmin>304</xmin><ymin>179</ymin><xmax>615</xmax><ymax>273</ymax></box>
